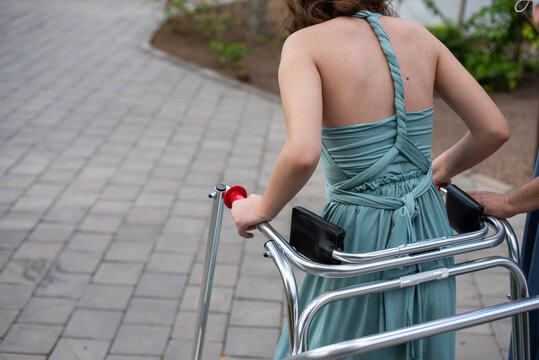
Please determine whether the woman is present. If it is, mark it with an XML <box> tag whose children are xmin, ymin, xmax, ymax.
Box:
<box><xmin>231</xmin><ymin>1</ymin><xmax>510</xmax><ymax>358</ymax></box>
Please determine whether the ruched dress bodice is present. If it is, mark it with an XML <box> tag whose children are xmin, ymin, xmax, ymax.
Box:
<box><xmin>321</xmin><ymin>107</ymin><xmax>434</xmax><ymax>184</ymax></box>
<box><xmin>273</xmin><ymin>11</ymin><xmax>456</xmax><ymax>360</ymax></box>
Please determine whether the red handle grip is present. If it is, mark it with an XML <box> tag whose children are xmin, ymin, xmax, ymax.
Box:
<box><xmin>223</xmin><ymin>186</ymin><xmax>247</xmax><ymax>209</ymax></box>
<box><xmin>436</xmin><ymin>183</ymin><xmax>449</xmax><ymax>190</ymax></box>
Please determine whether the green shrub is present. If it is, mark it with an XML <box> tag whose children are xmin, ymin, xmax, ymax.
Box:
<box><xmin>424</xmin><ymin>0</ymin><xmax>538</xmax><ymax>91</ymax></box>
<box><xmin>156</xmin><ymin>0</ymin><xmax>251</xmax><ymax>77</ymax></box>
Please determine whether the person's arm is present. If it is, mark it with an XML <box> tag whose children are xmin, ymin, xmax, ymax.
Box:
<box><xmin>431</xmin><ymin>37</ymin><xmax>510</xmax><ymax>185</ymax></box>
<box><xmin>469</xmin><ymin>176</ymin><xmax>539</xmax><ymax>218</ymax></box>
<box><xmin>231</xmin><ymin>33</ymin><xmax>323</xmax><ymax>238</ymax></box>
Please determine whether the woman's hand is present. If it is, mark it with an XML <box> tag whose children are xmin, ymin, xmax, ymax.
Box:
<box><xmin>468</xmin><ymin>190</ymin><xmax>516</xmax><ymax>219</ymax></box>
<box><xmin>231</xmin><ymin>194</ymin><xmax>270</xmax><ymax>238</ymax></box>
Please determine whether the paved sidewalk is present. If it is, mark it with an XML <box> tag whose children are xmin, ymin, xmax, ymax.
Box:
<box><xmin>0</xmin><ymin>0</ymin><xmax>529</xmax><ymax>359</ymax></box>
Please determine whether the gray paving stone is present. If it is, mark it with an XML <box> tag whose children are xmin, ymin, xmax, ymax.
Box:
<box><xmin>78</xmin><ymin>284</ymin><xmax>133</xmax><ymax>310</ymax></box>
<box><xmin>69</xmin><ymin>178</ymin><xmax>109</xmax><ymax>192</ymax></box>
<box><xmin>90</xmin><ymin>200</ymin><xmax>131</xmax><ymax>216</ymax></box>
<box><xmin>39</xmin><ymin>169</ymin><xmax>77</xmax><ymax>183</ymax></box>
<box><xmin>18</xmin><ymin>297</ymin><xmax>76</xmax><ymax>325</ymax></box>
<box><xmin>115</xmin><ymin>224</ymin><xmax>161</xmax><ymax>243</ymax></box>
<box><xmin>144</xmin><ymin>178</ymin><xmax>179</xmax><ymax>193</ymax></box>
<box><xmin>56</xmin><ymin>250</ymin><xmax>102</xmax><ymax>273</ymax></box>
<box><xmin>28</xmin><ymin>223</ymin><xmax>75</xmax><ymax>242</ymax></box>
<box><xmin>44</xmin><ymin>205</ymin><xmax>87</xmax><ymax>224</ymax></box>
<box><xmin>93</xmin><ymin>263</ymin><xmax>144</xmax><ymax>285</ymax></box>
<box><xmin>49</xmin><ymin>338</ymin><xmax>110</xmax><ymax>360</ymax></box>
<box><xmin>0</xmin><ymin>354</ymin><xmax>46</xmax><ymax>360</ymax></box>
<box><xmin>135</xmin><ymin>273</ymin><xmax>187</xmax><ymax>299</ymax></box>
<box><xmin>164</xmin><ymin>339</ymin><xmax>222</xmax><ymax>360</ymax></box>
<box><xmin>456</xmin><ymin>332</ymin><xmax>504</xmax><ymax>360</ymax></box>
<box><xmin>102</xmin><ymin>185</ymin><xmax>140</xmax><ymax>201</ymax></box>
<box><xmin>178</xmin><ymin>186</ymin><xmax>214</xmax><ymax>201</ymax></box>
<box><xmin>0</xmin><ymin>212</ymin><xmax>40</xmax><ymax>231</ymax></box>
<box><xmin>35</xmin><ymin>272</ymin><xmax>90</xmax><ymax>298</ymax></box>
<box><xmin>0</xmin><ymin>310</ymin><xmax>18</xmax><ymax>337</ymax></box>
<box><xmin>0</xmin><ymin>189</ymin><xmax>23</xmax><ymax>205</ymax></box>
<box><xmin>0</xmin><ymin>231</ymin><xmax>27</xmax><ymax>250</ymax></box>
<box><xmin>106</xmin><ymin>356</ymin><xmax>159</xmax><ymax>360</ymax></box>
<box><xmin>171</xmin><ymin>200</ymin><xmax>211</xmax><ymax>218</ymax></box>
<box><xmin>25</xmin><ymin>183</ymin><xmax>64</xmax><ymax>198</ymax></box>
<box><xmin>229</xmin><ymin>299</ymin><xmax>282</xmax><ymax>327</ymax></box>
<box><xmin>224</xmin><ymin>326</ymin><xmax>280</xmax><ymax>358</ymax></box>
<box><xmin>154</xmin><ymin>232</ymin><xmax>201</xmax><ymax>254</ymax></box>
<box><xmin>189</xmin><ymin>262</ymin><xmax>238</xmax><ymax>287</ymax></box>
<box><xmin>1</xmin><ymin>258</ymin><xmax>48</xmax><ymax>287</ymax></box>
<box><xmin>134</xmin><ymin>192</ymin><xmax>175</xmax><ymax>209</ymax></box>
<box><xmin>146</xmin><ymin>252</ymin><xmax>193</xmax><ymax>274</ymax></box>
<box><xmin>79</xmin><ymin>214</ymin><xmax>123</xmax><ymax>234</ymax></box>
<box><xmin>64</xmin><ymin>309</ymin><xmax>123</xmax><ymax>340</ymax></box>
<box><xmin>491</xmin><ymin>318</ymin><xmax>511</xmax><ymax>351</ymax></box>
<box><xmin>104</xmin><ymin>242</ymin><xmax>153</xmax><ymax>263</ymax></box>
<box><xmin>78</xmin><ymin>166</ymin><xmax>117</xmax><ymax>181</ymax></box>
<box><xmin>236</xmin><ymin>276</ymin><xmax>284</xmax><ymax>302</ymax></box>
<box><xmin>0</xmin><ymin>176</ymin><xmax>35</xmax><ymax>190</ymax></box>
<box><xmin>0</xmin><ymin>323</ymin><xmax>63</xmax><ymax>354</ymax></box>
<box><xmin>110</xmin><ymin>325</ymin><xmax>170</xmax><ymax>356</ymax></box>
<box><xmin>0</xmin><ymin>284</ymin><xmax>33</xmax><ymax>310</ymax></box>
<box><xmin>125</xmin><ymin>208</ymin><xmax>168</xmax><ymax>225</ymax></box>
<box><xmin>163</xmin><ymin>217</ymin><xmax>206</xmax><ymax>236</ymax></box>
<box><xmin>109</xmin><ymin>171</ymin><xmax>148</xmax><ymax>187</ymax></box>
<box><xmin>0</xmin><ymin>250</ymin><xmax>10</xmax><ymax>269</ymax></box>
<box><xmin>13</xmin><ymin>242</ymin><xmax>63</xmax><ymax>262</ymax></box>
<box><xmin>124</xmin><ymin>298</ymin><xmax>178</xmax><ymax>326</ymax></box>
<box><xmin>65</xmin><ymin>233</ymin><xmax>112</xmax><ymax>253</ymax></box>
<box><xmin>172</xmin><ymin>311</ymin><xmax>227</xmax><ymax>342</ymax></box>
<box><xmin>240</xmin><ymin>254</ymin><xmax>282</xmax><ymax>278</ymax></box>
<box><xmin>10</xmin><ymin>195</ymin><xmax>55</xmax><ymax>214</ymax></box>
<box><xmin>180</xmin><ymin>286</ymin><xmax>233</xmax><ymax>313</ymax></box>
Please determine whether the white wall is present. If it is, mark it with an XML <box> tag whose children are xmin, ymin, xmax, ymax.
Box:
<box><xmin>396</xmin><ymin>0</ymin><xmax>493</xmax><ymax>25</ymax></box>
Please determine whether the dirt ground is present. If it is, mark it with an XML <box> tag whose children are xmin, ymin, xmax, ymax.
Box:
<box><xmin>151</xmin><ymin>3</ymin><xmax>539</xmax><ymax>189</ymax></box>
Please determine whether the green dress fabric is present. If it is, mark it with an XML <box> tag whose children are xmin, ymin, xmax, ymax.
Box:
<box><xmin>273</xmin><ymin>11</ymin><xmax>456</xmax><ymax>360</ymax></box>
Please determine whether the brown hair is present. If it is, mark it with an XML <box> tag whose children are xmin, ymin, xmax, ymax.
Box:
<box><xmin>283</xmin><ymin>0</ymin><xmax>393</xmax><ymax>34</ymax></box>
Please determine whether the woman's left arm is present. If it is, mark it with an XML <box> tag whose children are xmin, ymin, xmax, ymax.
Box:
<box><xmin>231</xmin><ymin>34</ymin><xmax>323</xmax><ymax>238</ymax></box>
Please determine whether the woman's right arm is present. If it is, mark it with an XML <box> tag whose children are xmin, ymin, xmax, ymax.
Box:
<box><xmin>431</xmin><ymin>38</ymin><xmax>510</xmax><ymax>185</ymax></box>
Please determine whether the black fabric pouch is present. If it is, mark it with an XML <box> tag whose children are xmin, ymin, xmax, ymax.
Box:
<box><xmin>289</xmin><ymin>206</ymin><xmax>345</xmax><ymax>265</ymax></box>
<box><xmin>445</xmin><ymin>184</ymin><xmax>484</xmax><ymax>234</ymax></box>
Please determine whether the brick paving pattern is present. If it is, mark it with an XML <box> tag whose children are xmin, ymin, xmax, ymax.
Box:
<box><xmin>0</xmin><ymin>0</ymin><xmax>528</xmax><ymax>359</ymax></box>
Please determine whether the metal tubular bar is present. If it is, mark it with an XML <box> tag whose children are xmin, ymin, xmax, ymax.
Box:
<box><xmin>502</xmin><ymin>219</ymin><xmax>528</xmax><ymax>360</ymax></box>
<box><xmin>265</xmin><ymin>240</ymin><xmax>300</xmax><ymax>354</ymax></box>
<box><xmin>286</xmin><ymin>296</ymin><xmax>539</xmax><ymax>360</ymax></box>
<box><xmin>256</xmin><ymin>217</ymin><xmax>505</xmax><ymax>278</ymax></box>
<box><xmin>295</xmin><ymin>256</ymin><xmax>528</xmax><ymax>354</ymax></box>
<box><xmin>193</xmin><ymin>184</ymin><xmax>227</xmax><ymax>360</ymax></box>
<box><xmin>332</xmin><ymin>223</ymin><xmax>489</xmax><ymax>263</ymax></box>
<box><xmin>503</xmin><ymin>219</ymin><xmax>521</xmax><ymax>263</ymax></box>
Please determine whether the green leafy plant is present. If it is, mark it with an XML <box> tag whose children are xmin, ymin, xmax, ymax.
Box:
<box><xmin>210</xmin><ymin>40</ymin><xmax>251</xmax><ymax>76</ymax></box>
<box><xmin>423</xmin><ymin>0</ymin><xmax>538</xmax><ymax>91</ymax></box>
<box><xmin>156</xmin><ymin>0</ymin><xmax>251</xmax><ymax>78</ymax></box>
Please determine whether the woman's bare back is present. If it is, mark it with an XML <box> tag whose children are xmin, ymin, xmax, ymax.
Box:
<box><xmin>290</xmin><ymin>16</ymin><xmax>440</xmax><ymax>128</ymax></box>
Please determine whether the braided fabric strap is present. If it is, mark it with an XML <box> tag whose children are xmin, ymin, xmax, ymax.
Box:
<box><xmin>353</xmin><ymin>11</ymin><xmax>407</xmax><ymax>138</ymax></box>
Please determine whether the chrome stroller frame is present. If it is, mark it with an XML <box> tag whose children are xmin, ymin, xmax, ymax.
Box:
<box><xmin>193</xmin><ymin>184</ymin><xmax>539</xmax><ymax>360</ymax></box>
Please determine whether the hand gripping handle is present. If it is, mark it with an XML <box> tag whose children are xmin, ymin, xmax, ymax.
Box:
<box><xmin>223</xmin><ymin>186</ymin><xmax>247</xmax><ymax>209</ymax></box>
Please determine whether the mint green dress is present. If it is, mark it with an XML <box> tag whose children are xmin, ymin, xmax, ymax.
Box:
<box><xmin>274</xmin><ymin>11</ymin><xmax>456</xmax><ymax>360</ymax></box>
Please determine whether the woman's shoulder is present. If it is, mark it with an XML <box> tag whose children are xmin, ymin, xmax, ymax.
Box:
<box><xmin>282</xmin><ymin>17</ymin><xmax>360</xmax><ymax>54</ymax></box>
<box><xmin>380</xmin><ymin>16</ymin><xmax>435</xmax><ymax>41</ymax></box>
